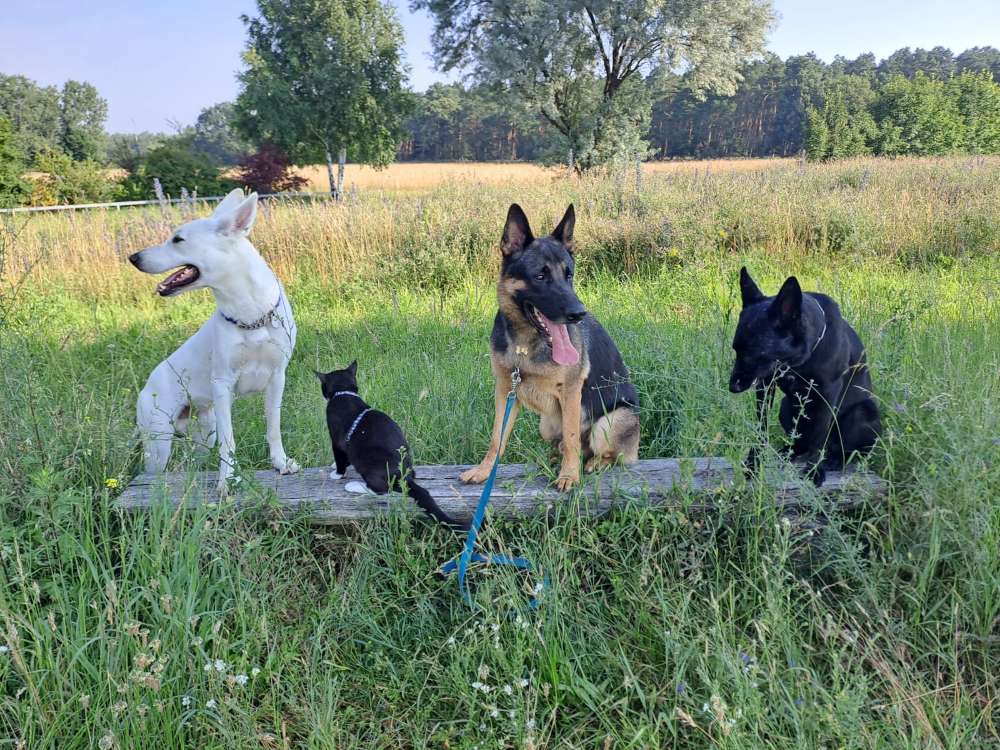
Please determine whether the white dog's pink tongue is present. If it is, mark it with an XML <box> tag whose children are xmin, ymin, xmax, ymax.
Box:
<box><xmin>537</xmin><ymin>310</ymin><xmax>580</xmax><ymax>365</ymax></box>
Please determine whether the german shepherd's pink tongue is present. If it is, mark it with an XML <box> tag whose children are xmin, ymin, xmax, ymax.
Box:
<box><xmin>537</xmin><ymin>310</ymin><xmax>580</xmax><ymax>365</ymax></box>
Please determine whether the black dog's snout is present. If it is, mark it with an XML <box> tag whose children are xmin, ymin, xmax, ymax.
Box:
<box><xmin>128</xmin><ymin>252</ymin><xmax>143</xmax><ymax>270</ymax></box>
<box><xmin>565</xmin><ymin>309</ymin><xmax>586</xmax><ymax>323</ymax></box>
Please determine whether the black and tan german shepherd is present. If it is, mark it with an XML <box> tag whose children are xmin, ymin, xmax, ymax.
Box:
<box><xmin>460</xmin><ymin>204</ymin><xmax>640</xmax><ymax>490</ymax></box>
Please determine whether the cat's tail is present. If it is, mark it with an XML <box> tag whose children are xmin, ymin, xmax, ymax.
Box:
<box><xmin>406</xmin><ymin>480</ymin><xmax>468</xmax><ymax>530</ymax></box>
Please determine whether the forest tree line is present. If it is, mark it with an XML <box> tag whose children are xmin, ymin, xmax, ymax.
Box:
<box><xmin>402</xmin><ymin>46</ymin><xmax>1000</xmax><ymax>162</ymax></box>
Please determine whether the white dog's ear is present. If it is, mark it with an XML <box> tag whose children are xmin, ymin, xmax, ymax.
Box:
<box><xmin>212</xmin><ymin>188</ymin><xmax>245</xmax><ymax>217</ymax></box>
<box><xmin>216</xmin><ymin>193</ymin><xmax>258</xmax><ymax>237</ymax></box>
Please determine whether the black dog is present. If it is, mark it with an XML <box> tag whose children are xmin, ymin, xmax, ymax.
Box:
<box><xmin>316</xmin><ymin>361</ymin><xmax>465</xmax><ymax>529</ymax></box>
<box><xmin>729</xmin><ymin>267</ymin><xmax>881</xmax><ymax>485</ymax></box>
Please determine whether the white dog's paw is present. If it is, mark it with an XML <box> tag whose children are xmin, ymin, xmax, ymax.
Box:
<box><xmin>273</xmin><ymin>456</ymin><xmax>300</xmax><ymax>475</ymax></box>
<box><xmin>344</xmin><ymin>481</ymin><xmax>372</xmax><ymax>495</ymax></box>
<box><xmin>329</xmin><ymin>469</ymin><xmax>343</xmax><ymax>480</ymax></box>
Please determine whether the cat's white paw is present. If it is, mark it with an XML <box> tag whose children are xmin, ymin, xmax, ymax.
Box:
<box><xmin>345</xmin><ymin>481</ymin><xmax>371</xmax><ymax>495</ymax></box>
<box><xmin>328</xmin><ymin>469</ymin><xmax>343</xmax><ymax>480</ymax></box>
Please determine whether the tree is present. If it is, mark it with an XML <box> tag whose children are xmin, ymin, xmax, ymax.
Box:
<box><xmin>105</xmin><ymin>132</ymin><xmax>167</xmax><ymax>171</ymax></box>
<box><xmin>873</xmin><ymin>73</ymin><xmax>964</xmax><ymax>155</ymax></box>
<box><xmin>191</xmin><ymin>102</ymin><xmax>251</xmax><ymax>165</ymax></box>
<box><xmin>0</xmin><ymin>75</ymin><xmax>61</xmax><ymax>164</ymax></box>
<box><xmin>947</xmin><ymin>71</ymin><xmax>1000</xmax><ymax>154</ymax></box>
<box><xmin>0</xmin><ymin>117</ymin><xmax>30</xmax><ymax>208</ymax></box>
<box><xmin>803</xmin><ymin>107</ymin><xmax>828</xmax><ymax>161</ymax></box>
<box><xmin>59</xmin><ymin>80</ymin><xmax>108</xmax><ymax>161</ymax></box>
<box><xmin>236</xmin><ymin>0</ymin><xmax>412</xmax><ymax>197</ymax></box>
<box><xmin>237</xmin><ymin>142</ymin><xmax>308</xmax><ymax>193</ymax></box>
<box><xmin>414</xmin><ymin>0</ymin><xmax>773</xmax><ymax>171</ymax></box>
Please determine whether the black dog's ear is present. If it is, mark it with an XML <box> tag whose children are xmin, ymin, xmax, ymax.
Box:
<box><xmin>313</xmin><ymin>369</ymin><xmax>326</xmax><ymax>381</ymax></box>
<box><xmin>739</xmin><ymin>266</ymin><xmax>765</xmax><ymax>307</ymax></box>
<box><xmin>770</xmin><ymin>276</ymin><xmax>803</xmax><ymax>324</ymax></box>
<box><xmin>501</xmin><ymin>204</ymin><xmax>534</xmax><ymax>257</ymax></box>
<box><xmin>346</xmin><ymin>360</ymin><xmax>358</xmax><ymax>376</ymax></box>
<box><xmin>552</xmin><ymin>204</ymin><xmax>575</xmax><ymax>250</ymax></box>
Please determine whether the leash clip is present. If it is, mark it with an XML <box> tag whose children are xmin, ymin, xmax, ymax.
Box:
<box><xmin>509</xmin><ymin>367</ymin><xmax>521</xmax><ymax>396</ymax></box>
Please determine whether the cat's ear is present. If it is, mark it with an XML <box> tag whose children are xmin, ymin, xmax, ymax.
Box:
<box><xmin>347</xmin><ymin>360</ymin><xmax>358</xmax><ymax>376</ymax></box>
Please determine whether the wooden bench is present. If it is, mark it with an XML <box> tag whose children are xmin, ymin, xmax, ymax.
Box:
<box><xmin>117</xmin><ymin>458</ymin><xmax>887</xmax><ymax>526</ymax></box>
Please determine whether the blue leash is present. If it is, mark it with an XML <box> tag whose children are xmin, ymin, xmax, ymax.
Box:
<box><xmin>440</xmin><ymin>369</ymin><xmax>544</xmax><ymax>609</ymax></box>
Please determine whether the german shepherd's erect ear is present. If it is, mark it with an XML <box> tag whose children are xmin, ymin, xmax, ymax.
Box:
<box><xmin>770</xmin><ymin>276</ymin><xmax>803</xmax><ymax>325</ymax></box>
<box><xmin>739</xmin><ymin>266</ymin><xmax>765</xmax><ymax>307</ymax></box>
<box><xmin>552</xmin><ymin>204</ymin><xmax>575</xmax><ymax>252</ymax></box>
<box><xmin>501</xmin><ymin>204</ymin><xmax>534</xmax><ymax>257</ymax></box>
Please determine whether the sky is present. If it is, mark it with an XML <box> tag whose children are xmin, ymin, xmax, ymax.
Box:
<box><xmin>1</xmin><ymin>0</ymin><xmax>998</xmax><ymax>133</ymax></box>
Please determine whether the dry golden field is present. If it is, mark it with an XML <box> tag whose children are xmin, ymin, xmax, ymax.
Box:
<box><xmin>295</xmin><ymin>157</ymin><xmax>795</xmax><ymax>191</ymax></box>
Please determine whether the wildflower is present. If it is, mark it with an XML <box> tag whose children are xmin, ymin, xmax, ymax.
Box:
<box><xmin>203</xmin><ymin>662</ymin><xmax>212</xmax><ymax>672</ymax></box>
<box><xmin>112</xmin><ymin>701</ymin><xmax>127</xmax><ymax>716</ymax></box>
<box><xmin>206</xmin><ymin>698</ymin><xmax>217</xmax><ymax>709</ymax></box>
<box><xmin>0</xmin><ymin>645</ymin><xmax>8</xmax><ymax>655</ymax></box>
<box><xmin>676</xmin><ymin>681</ymin><xmax>685</xmax><ymax>694</ymax></box>
<box><xmin>181</xmin><ymin>695</ymin><xmax>192</xmax><ymax>707</ymax></box>
<box><xmin>503</xmin><ymin>684</ymin><xmax>513</xmax><ymax>696</ymax></box>
<box><xmin>105</xmin><ymin>478</ymin><xmax>119</xmax><ymax>489</ymax></box>
<box><xmin>234</xmin><ymin>674</ymin><xmax>249</xmax><ymax>686</ymax></box>
<box><xmin>80</xmin><ymin>694</ymin><xmax>91</xmax><ymax>709</ymax></box>
<box><xmin>517</xmin><ymin>678</ymin><xmax>529</xmax><ymax>689</ymax></box>
<box><xmin>490</xmin><ymin>707</ymin><xmax>499</xmax><ymax>718</ymax></box>
<box><xmin>213</xmin><ymin>659</ymin><xmax>227</xmax><ymax>673</ymax></box>
<box><xmin>794</xmin><ymin>697</ymin><xmax>805</xmax><ymax>707</ymax></box>
<box><xmin>739</xmin><ymin>652</ymin><xmax>752</xmax><ymax>665</ymax></box>
<box><xmin>447</xmin><ymin>636</ymin><xmax>456</xmax><ymax>646</ymax></box>
<box><xmin>98</xmin><ymin>734</ymin><xmax>115</xmax><ymax>750</ymax></box>
<box><xmin>892</xmin><ymin>402</ymin><xmax>906</xmax><ymax>414</ymax></box>
<box><xmin>251</xmin><ymin>667</ymin><xmax>261</xmax><ymax>677</ymax></box>
<box><xmin>525</xmin><ymin>719</ymin><xmax>536</xmax><ymax>731</ymax></box>
<box><xmin>532</xmin><ymin>582</ymin><xmax>544</xmax><ymax>595</ymax></box>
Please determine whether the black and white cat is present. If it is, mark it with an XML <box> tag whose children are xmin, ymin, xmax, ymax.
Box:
<box><xmin>315</xmin><ymin>361</ymin><xmax>465</xmax><ymax>529</ymax></box>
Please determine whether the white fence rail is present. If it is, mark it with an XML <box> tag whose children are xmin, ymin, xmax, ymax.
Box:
<box><xmin>0</xmin><ymin>191</ymin><xmax>335</xmax><ymax>215</ymax></box>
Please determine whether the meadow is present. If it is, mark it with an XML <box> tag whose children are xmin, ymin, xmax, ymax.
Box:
<box><xmin>0</xmin><ymin>156</ymin><xmax>997</xmax><ymax>748</ymax></box>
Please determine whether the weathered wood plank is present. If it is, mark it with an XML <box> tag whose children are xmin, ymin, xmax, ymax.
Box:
<box><xmin>117</xmin><ymin>458</ymin><xmax>887</xmax><ymax>526</ymax></box>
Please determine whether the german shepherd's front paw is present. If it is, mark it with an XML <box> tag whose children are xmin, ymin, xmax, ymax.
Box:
<box><xmin>555</xmin><ymin>473</ymin><xmax>579</xmax><ymax>491</ymax></box>
<box><xmin>460</xmin><ymin>464</ymin><xmax>492</xmax><ymax>484</ymax></box>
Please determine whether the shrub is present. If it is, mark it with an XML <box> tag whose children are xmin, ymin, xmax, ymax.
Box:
<box><xmin>0</xmin><ymin>116</ymin><xmax>30</xmax><ymax>207</ymax></box>
<box><xmin>29</xmin><ymin>148</ymin><xmax>117</xmax><ymax>205</ymax></box>
<box><xmin>237</xmin><ymin>142</ymin><xmax>307</xmax><ymax>194</ymax></box>
<box><xmin>119</xmin><ymin>140</ymin><xmax>237</xmax><ymax>199</ymax></box>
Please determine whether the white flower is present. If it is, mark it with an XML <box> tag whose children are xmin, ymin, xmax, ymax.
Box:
<box><xmin>447</xmin><ymin>636</ymin><xmax>456</xmax><ymax>646</ymax></box>
<box><xmin>525</xmin><ymin>719</ymin><xmax>536</xmax><ymax>730</ymax></box>
<box><xmin>203</xmin><ymin>662</ymin><xmax>212</xmax><ymax>672</ymax></box>
<box><xmin>181</xmin><ymin>695</ymin><xmax>191</xmax><ymax>707</ymax></box>
<box><xmin>490</xmin><ymin>708</ymin><xmax>499</xmax><ymax>718</ymax></box>
<box><xmin>517</xmin><ymin>678</ymin><xmax>529</xmax><ymax>689</ymax></box>
<box><xmin>532</xmin><ymin>582</ymin><xmax>544</xmax><ymax>594</ymax></box>
<box><xmin>0</xmin><ymin>646</ymin><xmax>8</xmax><ymax>655</ymax></box>
<box><xmin>503</xmin><ymin>685</ymin><xmax>513</xmax><ymax>696</ymax></box>
<box><xmin>206</xmin><ymin>698</ymin><xmax>217</xmax><ymax>709</ymax></box>
<box><xmin>234</xmin><ymin>674</ymin><xmax>248</xmax><ymax>686</ymax></box>
<box><xmin>251</xmin><ymin>667</ymin><xmax>261</xmax><ymax>677</ymax></box>
<box><xmin>213</xmin><ymin>659</ymin><xmax>227</xmax><ymax>672</ymax></box>
<box><xmin>491</xmin><ymin>623</ymin><xmax>500</xmax><ymax>632</ymax></box>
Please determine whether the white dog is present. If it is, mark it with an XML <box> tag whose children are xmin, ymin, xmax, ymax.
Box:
<box><xmin>128</xmin><ymin>189</ymin><xmax>300</xmax><ymax>495</ymax></box>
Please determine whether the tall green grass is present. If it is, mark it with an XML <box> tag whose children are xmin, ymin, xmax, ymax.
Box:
<box><xmin>0</xmin><ymin>158</ymin><xmax>997</xmax><ymax>748</ymax></box>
